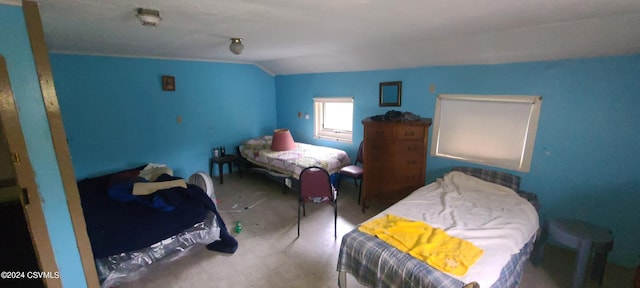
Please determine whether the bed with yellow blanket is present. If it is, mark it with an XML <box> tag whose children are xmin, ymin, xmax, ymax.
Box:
<box><xmin>337</xmin><ymin>167</ymin><xmax>540</xmax><ymax>288</ymax></box>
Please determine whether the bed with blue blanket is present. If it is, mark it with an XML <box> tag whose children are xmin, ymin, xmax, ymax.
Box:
<box><xmin>337</xmin><ymin>167</ymin><xmax>540</xmax><ymax>288</ymax></box>
<box><xmin>77</xmin><ymin>164</ymin><xmax>237</xmax><ymax>287</ymax></box>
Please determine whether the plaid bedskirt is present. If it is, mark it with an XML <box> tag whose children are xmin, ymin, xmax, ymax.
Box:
<box><xmin>337</xmin><ymin>230</ymin><xmax>535</xmax><ymax>288</ymax></box>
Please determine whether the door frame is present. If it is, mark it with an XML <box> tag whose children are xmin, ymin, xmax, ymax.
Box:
<box><xmin>0</xmin><ymin>56</ymin><xmax>61</xmax><ymax>288</ymax></box>
<box><xmin>22</xmin><ymin>1</ymin><xmax>99</xmax><ymax>286</ymax></box>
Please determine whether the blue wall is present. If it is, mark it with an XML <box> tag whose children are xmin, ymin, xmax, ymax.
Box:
<box><xmin>50</xmin><ymin>54</ymin><xmax>277</xmax><ymax>179</ymax></box>
<box><xmin>0</xmin><ymin>4</ymin><xmax>86</xmax><ymax>287</ymax></box>
<box><xmin>15</xmin><ymin>3</ymin><xmax>639</xmax><ymax>277</ymax></box>
<box><xmin>275</xmin><ymin>55</ymin><xmax>640</xmax><ymax>267</ymax></box>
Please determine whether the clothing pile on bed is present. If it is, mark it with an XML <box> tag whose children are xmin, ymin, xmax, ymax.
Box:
<box><xmin>358</xmin><ymin>214</ymin><xmax>484</xmax><ymax>276</ymax></box>
<box><xmin>78</xmin><ymin>164</ymin><xmax>238</xmax><ymax>258</ymax></box>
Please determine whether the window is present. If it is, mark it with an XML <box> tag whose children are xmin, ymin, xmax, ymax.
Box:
<box><xmin>431</xmin><ymin>94</ymin><xmax>542</xmax><ymax>172</ymax></box>
<box><xmin>313</xmin><ymin>97</ymin><xmax>354</xmax><ymax>143</ymax></box>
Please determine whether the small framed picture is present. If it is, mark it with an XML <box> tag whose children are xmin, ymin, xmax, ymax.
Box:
<box><xmin>162</xmin><ymin>76</ymin><xmax>175</xmax><ymax>91</ymax></box>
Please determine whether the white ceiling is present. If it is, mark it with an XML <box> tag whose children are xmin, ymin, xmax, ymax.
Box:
<box><xmin>6</xmin><ymin>0</ymin><xmax>640</xmax><ymax>75</ymax></box>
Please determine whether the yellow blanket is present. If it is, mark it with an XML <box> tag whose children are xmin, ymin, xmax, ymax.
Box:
<box><xmin>358</xmin><ymin>214</ymin><xmax>483</xmax><ymax>276</ymax></box>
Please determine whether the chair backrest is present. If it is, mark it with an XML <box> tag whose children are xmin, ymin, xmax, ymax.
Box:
<box><xmin>299</xmin><ymin>166</ymin><xmax>334</xmax><ymax>203</ymax></box>
<box><xmin>355</xmin><ymin>141</ymin><xmax>364</xmax><ymax>165</ymax></box>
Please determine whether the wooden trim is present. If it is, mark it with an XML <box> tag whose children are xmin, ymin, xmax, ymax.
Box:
<box><xmin>22</xmin><ymin>2</ymin><xmax>100</xmax><ymax>287</ymax></box>
<box><xmin>0</xmin><ymin>56</ymin><xmax>61</xmax><ymax>287</ymax></box>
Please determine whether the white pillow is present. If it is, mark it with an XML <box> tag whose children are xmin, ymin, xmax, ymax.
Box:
<box><xmin>139</xmin><ymin>163</ymin><xmax>173</xmax><ymax>181</ymax></box>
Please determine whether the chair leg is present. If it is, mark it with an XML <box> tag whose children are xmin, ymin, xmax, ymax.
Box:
<box><xmin>352</xmin><ymin>178</ymin><xmax>357</xmax><ymax>188</ymax></box>
<box><xmin>297</xmin><ymin>202</ymin><xmax>301</xmax><ymax>237</ymax></box>
<box><xmin>334</xmin><ymin>203</ymin><xmax>338</xmax><ymax>239</ymax></box>
<box><xmin>357</xmin><ymin>179</ymin><xmax>362</xmax><ymax>205</ymax></box>
<box><xmin>303</xmin><ymin>202</ymin><xmax>306</xmax><ymax>217</ymax></box>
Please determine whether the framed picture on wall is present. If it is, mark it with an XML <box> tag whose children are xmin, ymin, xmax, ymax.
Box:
<box><xmin>162</xmin><ymin>76</ymin><xmax>175</xmax><ymax>91</ymax></box>
<box><xmin>379</xmin><ymin>81</ymin><xmax>402</xmax><ymax>107</ymax></box>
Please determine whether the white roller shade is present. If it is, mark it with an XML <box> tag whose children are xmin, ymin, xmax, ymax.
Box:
<box><xmin>431</xmin><ymin>94</ymin><xmax>542</xmax><ymax>172</ymax></box>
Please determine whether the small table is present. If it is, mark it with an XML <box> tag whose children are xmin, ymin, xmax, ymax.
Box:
<box><xmin>210</xmin><ymin>155</ymin><xmax>241</xmax><ymax>184</ymax></box>
<box><xmin>533</xmin><ymin>218</ymin><xmax>614</xmax><ymax>288</ymax></box>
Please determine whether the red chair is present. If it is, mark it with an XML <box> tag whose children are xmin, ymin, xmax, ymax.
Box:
<box><xmin>339</xmin><ymin>141</ymin><xmax>363</xmax><ymax>204</ymax></box>
<box><xmin>298</xmin><ymin>166</ymin><xmax>338</xmax><ymax>239</ymax></box>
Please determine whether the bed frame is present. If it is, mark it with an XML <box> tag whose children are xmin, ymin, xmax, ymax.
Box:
<box><xmin>236</xmin><ymin>146</ymin><xmax>300</xmax><ymax>192</ymax></box>
<box><xmin>235</xmin><ymin>142</ymin><xmax>347</xmax><ymax>193</ymax></box>
<box><xmin>77</xmin><ymin>166</ymin><xmax>221</xmax><ymax>287</ymax></box>
<box><xmin>337</xmin><ymin>167</ymin><xmax>540</xmax><ymax>288</ymax></box>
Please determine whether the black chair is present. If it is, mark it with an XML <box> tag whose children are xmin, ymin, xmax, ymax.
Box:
<box><xmin>338</xmin><ymin>141</ymin><xmax>363</xmax><ymax>204</ymax></box>
<box><xmin>298</xmin><ymin>166</ymin><xmax>338</xmax><ymax>239</ymax></box>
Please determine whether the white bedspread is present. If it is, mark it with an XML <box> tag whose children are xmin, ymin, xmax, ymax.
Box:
<box><xmin>376</xmin><ymin>171</ymin><xmax>539</xmax><ymax>287</ymax></box>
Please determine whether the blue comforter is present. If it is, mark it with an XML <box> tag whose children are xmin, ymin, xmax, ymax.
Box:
<box><xmin>77</xmin><ymin>167</ymin><xmax>215</xmax><ymax>258</ymax></box>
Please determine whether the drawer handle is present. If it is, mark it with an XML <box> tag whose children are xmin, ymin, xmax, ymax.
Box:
<box><xmin>407</xmin><ymin>160</ymin><xmax>417</xmax><ymax>165</ymax></box>
<box><xmin>404</xmin><ymin>131</ymin><xmax>415</xmax><ymax>136</ymax></box>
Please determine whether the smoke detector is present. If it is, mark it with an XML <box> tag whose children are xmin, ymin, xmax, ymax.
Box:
<box><xmin>136</xmin><ymin>8</ymin><xmax>162</xmax><ymax>27</ymax></box>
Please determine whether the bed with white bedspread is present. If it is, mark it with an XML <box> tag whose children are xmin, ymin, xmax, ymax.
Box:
<box><xmin>337</xmin><ymin>168</ymin><xmax>540</xmax><ymax>288</ymax></box>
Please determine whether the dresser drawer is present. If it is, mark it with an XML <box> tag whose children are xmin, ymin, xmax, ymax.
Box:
<box><xmin>393</xmin><ymin>168</ymin><xmax>424</xmax><ymax>184</ymax></box>
<box><xmin>363</xmin><ymin>141</ymin><xmax>392</xmax><ymax>165</ymax></box>
<box><xmin>394</xmin><ymin>126</ymin><xmax>424</xmax><ymax>140</ymax></box>
<box><xmin>365</xmin><ymin>153</ymin><xmax>393</xmax><ymax>167</ymax></box>
<box><xmin>366</xmin><ymin>141</ymin><xmax>423</xmax><ymax>155</ymax></box>
<box><xmin>392</xmin><ymin>156</ymin><xmax>423</xmax><ymax>169</ymax></box>
<box><xmin>362</xmin><ymin>169</ymin><xmax>425</xmax><ymax>204</ymax></box>
<box><xmin>365</xmin><ymin>169</ymin><xmax>424</xmax><ymax>185</ymax></box>
<box><xmin>365</xmin><ymin>141</ymin><xmax>389</xmax><ymax>153</ymax></box>
<box><xmin>391</xmin><ymin>141</ymin><xmax>424</xmax><ymax>155</ymax></box>
<box><xmin>368</xmin><ymin>155</ymin><xmax>422</xmax><ymax>169</ymax></box>
<box><xmin>391</xmin><ymin>142</ymin><xmax>425</xmax><ymax>167</ymax></box>
<box><xmin>365</xmin><ymin>125</ymin><xmax>393</xmax><ymax>141</ymax></box>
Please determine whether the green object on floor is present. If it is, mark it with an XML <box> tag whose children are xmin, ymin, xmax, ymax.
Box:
<box><xmin>235</xmin><ymin>221</ymin><xmax>242</xmax><ymax>233</ymax></box>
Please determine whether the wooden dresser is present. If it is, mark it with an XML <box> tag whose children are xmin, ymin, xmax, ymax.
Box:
<box><xmin>361</xmin><ymin>117</ymin><xmax>432</xmax><ymax>209</ymax></box>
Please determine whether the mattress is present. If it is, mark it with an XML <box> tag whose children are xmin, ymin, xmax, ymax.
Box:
<box><xmin>77</xmin><ymin>170</ymin><xmax>216</xmax><ymax>258</ymax></box>
<box><xmin>96</xmin><ymin>212</ymin><xmax>219</xmax><ymax>287</ymax></box>
<box><xmin>239</xmin><ymin>135</ymin><xmax>352</xmax><ymax>179</ymax></box>
<box><xmin>338</xmin><ymin>171</ymin><xmax>539</xmax><ymax>287</ymax></box>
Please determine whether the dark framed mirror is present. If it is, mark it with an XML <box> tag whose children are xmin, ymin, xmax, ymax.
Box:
<box><xmin>379</xmin><ymin>81</ymin><xmax>402</xmax><ymax>107</ymax></box>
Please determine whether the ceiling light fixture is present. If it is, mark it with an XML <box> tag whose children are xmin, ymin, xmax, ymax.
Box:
<box><xmin>136</xmin><ymin>8</ymin><xmax>162</xmax><ymax>27</ymax></box>
<box><xmin>229</xmin><ymin>38</ymin><xmax>244</xmax><ymax>55</ymax></box>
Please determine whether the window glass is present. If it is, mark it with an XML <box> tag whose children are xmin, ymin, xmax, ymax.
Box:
<box><xmin>313</xmin><ymin>97</ymin><xmax>353</xmax><ymax>143</ymax></box>
<box><xmin>323</xmin><ymin>102</ymin><xmax>353</xmax><ymax>132</ymax></box>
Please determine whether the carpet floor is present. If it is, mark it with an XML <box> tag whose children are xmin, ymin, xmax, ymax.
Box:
<box><xmin>118</xmin><ymin>172</ymin><xmax>635</xmax><ymax>288</ymax></box>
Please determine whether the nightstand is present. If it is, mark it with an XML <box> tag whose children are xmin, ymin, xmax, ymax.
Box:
<box><xmin>209</xmin><ymin>155</ymin><xmax>241</xmax><ymax>184</ymax></box>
